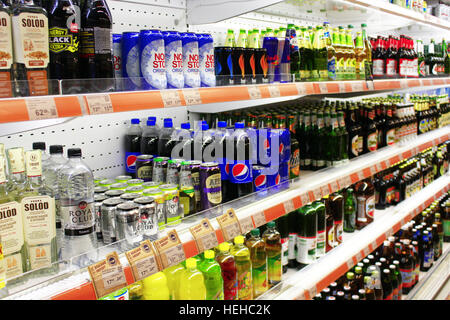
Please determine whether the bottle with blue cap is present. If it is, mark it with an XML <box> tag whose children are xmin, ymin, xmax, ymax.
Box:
<box><xmin>157</xmin><ymin>118</ymin><xmax>176</xmax><ymax>158</ymax></box>
<box><xmin>125</xmin><ymin>118</ymin><xmax>142</xmax><ymax>177</ymax></box>
<box><xmin>140</xmin><ymin>119</ymin><xmax>159</xmax><ymax>156</ymax></box>
<box><xmin>193</xmin><ymin>122</ymin><xmax>214</xmax><ymax>162</ymax></box>
<box><xmin>171</xmin><ymin>122</ymin><xmax>193</xmax><ymax>160</ymax></box>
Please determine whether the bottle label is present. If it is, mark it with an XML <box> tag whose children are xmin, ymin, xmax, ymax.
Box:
<box><xmin>93</xmin><ymin>27</ymin><xmax>112</xmax><ymax>55</ymax></box>
<box><xmin>0</xmin><ymin>201</ymin><xmax>24</xmax><ymax>255</ymax></box>
<box><xmin>288</xmin><ymin>233</ymin><xmax>297</xmax><ymax>260</ymax></box>
<box><xmin>268</xmin><ymin>253</ymin><xmax>281</xmax><ymax>284</ymax></box>
<box><xmin>21</xmin><ymin>196</ymin><xmax>56</xmax><ymax>246</ymax></box>
<box><xmin>281</xmin><ymin>237</ymin><xmax>288</xmax><ymax>266</ymax></box>
<box><xmin>229</xmin><ymin>161</ymin><xmax>253</xmax><ymax>184</ymax></box>
<box><xmin>182</xmin><ymin>41</ymin><xmax>201</xmax><ymax>88</ymax></box>
<box><xmin>386</xmin><ymin>59</ymin><xmax>397</xmax><ymax>76</ymax></box>
<box><xmin>296</xmin><ymin>235</ymin><xmax>316</xmax><ymax>264</ymax></box>
<box><xmin>357</xmin><ymin>136</ymin><xmax>363</xmax><ymax>153</ymax></box>
<box><xmin>205</xmin><ymin>173</ymin><xmax>222</xmax><ymax>205</ymax></box>
<box><xmin>335</xmin><ymin>220</ymin><xmax>343</xmax><ymax>243</ymax></box>
<box><xmin>80</xmin><ymin>27</ymin><xmax>94</xmax><ymax>57</ymax></box>
<box><xmin>0</xmin><ymin>11</ymin><xmax>13</xmax><ymax>70</ymax></box>
<box><xmin>399</xmin><ymin>58</ymin><xmax>409</xmax><ymax>77</ymax></box>
<box><xmin>49</xmin><ymin>27</ymin><xmax>79</xmax><ymax>54</ymax></box>
<box><xmin>4</xmin><ymin>252</ymin><xmax>23</xmax><ymax>279</ymax></box>
<box><xmin>61</xmin><ymin>201</ymin><xmax>95</xmax><ymax>236</ymax></box>
<box><xmin>337</xmin><ymin>57</ymin><xmax>345</xmax><ymax>77</ymax></box>
<box><xmin>252</xmin><ymin>261</ymin><xmax>267</xmax><ymax>295</ymax></box>
<box><xmin>238</xmin><ymin>270</ymin><xmax>252</xmax><ymax>300</ymax></box>
<box><xmin>141</xmin><ymin>38</ymin><xmax>167</xmax><ymax>90</ymax></box>
<box><xmin>289</xmin><ymin>148</ymin><xmax>300</xmax><ymax>178</ymax></box>
<box><xmin>165</xmin><ymin>39</ymin><xmax>184</xmax><ymax>88</ymax></box>
<box><xmin>12</xmin><ymin>12</ymin><xmax>49</xmax><ymax>68</ymax></box>
<box><xmin>386</xmin><ymin>128</ymin><xmax>396</xmax><ymax>146</ymax></box>
<box><xmin>327</xmin><ymin>223</ymin><xmax>335</xmax><ymax>249</ymax></box>
<box><xmin>199</xmin><ymin>41</ymin><xmax>215</xmax><ymax>87</ymax></box>
<box><xmin>191</xmin><ymin>172</ymin><xmax>201</xmax><ymax>202</ymax></box>
<box><xmin>372</xmin><ymin>59</ymin><xmax>384</xmax><ymax>76</ymax></box>
<box><xmin>367</xmin><ymin>132</ymin><xmax>378</xmax><ymax>152</ymax></box>
<box><xmin>351</xmin><ymin>134</ymin><xmax>359</xmax><ymax>157</ymax></box>
<box><xmin>423</xmin><ymin>250</ymin><xmax>433</xmax><ymax>267</ymax></box>
<box><xmin>327</xmin><ymin>56</ymin><xmax>336</xmax><ymax>80</ymax></box>
<box><xmin>316</xmin><ymin>229</ymin><xmax>325</xmax><ymax>256</ymax></box>
<box><xmin>400</xmin><ymin>267</ymin><xmax>413</xmax><ymax>288</ymax></box>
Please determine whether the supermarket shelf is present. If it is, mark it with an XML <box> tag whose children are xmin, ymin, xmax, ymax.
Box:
<box><xmin>1</xmin><ymin>126</ymin><xmax>448</xmax><ymax>300</ymax></box>
<box><xmin>1</xmin><ymin>77</ymin><xmax>449</xmax><ymax>124</ymax></box>
<box><xmin>259</xmin><ymin>174</ymin><xmax>450</xmax><ymax>300</ymax></box>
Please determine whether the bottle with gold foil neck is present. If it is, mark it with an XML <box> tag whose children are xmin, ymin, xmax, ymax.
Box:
<box><xmin>355</xmin><ymin>31</ymin><xmax>366</xmax><ymax>80</ymax></box>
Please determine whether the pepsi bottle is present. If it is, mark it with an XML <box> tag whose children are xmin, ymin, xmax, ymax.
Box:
<box><xmin>228</xmin><ymin>122</ymin><xmax>254</xmax><ymax>199</ymax></box>
<box><xmin>157</xmin><ymin>118</ymin><xmax>176</xmax><ymax>158</ymax></box>
<box><xmin>140</xmin><ymin>119</ymin><xmax>159</xmax><ymax>156</ymax></box>
<box><xmin>124</xmin><ymin>118</ymin><xmax>142</xmax><ymax>177</ymax></box>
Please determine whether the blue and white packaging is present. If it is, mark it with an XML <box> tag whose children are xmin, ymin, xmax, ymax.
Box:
<box><xmin>163</xmin><ymin>31</ymin><xmax>184</xmax><ymax>89</ymax></box>
<box><xmin>181</xmin><ymin>32</ymin><xmax>201</xmax><ymax>88</ymax></box>
<box><xmin>197</xmin><ymin>33</ymin><xmax>216</xmax><ymax>87</ymax></box>
<box><xmin>122</xmin><ymin>32</ymin><xmax>141</xmax><ymax>91</ymax></box>
<box><xmin>139</xmin><ymin>29</ymin><xmax>167</xmax><ymax>90</ymax></box>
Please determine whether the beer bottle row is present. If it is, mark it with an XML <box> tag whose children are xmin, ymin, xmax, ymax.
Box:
<box><xmin>315</xmin><ymin>191</ymin><xmax>449</xmax><ymax>300</ymax></box>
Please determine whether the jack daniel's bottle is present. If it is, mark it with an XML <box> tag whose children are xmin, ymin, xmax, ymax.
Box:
<box><xmin>11</xmin><ymin>0</ymin><xmax>50</xmax><ymax>96</ymax></box>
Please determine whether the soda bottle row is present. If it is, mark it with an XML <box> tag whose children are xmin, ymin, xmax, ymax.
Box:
<box><xmin>113</xmin><ymin>30</ymin><xmax>215</xmax><ymax>91</ymax></box>
<box><xmin>99</xmin><ymin>222</ymin><xmax>282</xmax><ymax>301</ymax></box>
<box><xmin>315</xmin><ymin>191</ymin><xmax>449</xmax><ymax>300</ymax></box>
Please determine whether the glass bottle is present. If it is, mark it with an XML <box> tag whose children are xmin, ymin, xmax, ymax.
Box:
<box><xmin>355</xmin><ymin>178</ymin><xmax>375</xmax><ymax>230</ymax></box>
<box><xmin>344</xmin><ymin>188</ymin><xmax>356</xmax><ymax>233</ymax></box>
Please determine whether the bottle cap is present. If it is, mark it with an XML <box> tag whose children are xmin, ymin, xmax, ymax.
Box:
<box><xmin>234</xmin><ymin>235</ymin><xmax>245</xmax><ymax>244</ymax></box>
<box><xmin>218</xmin><ymin>121</ymin><xmax>227</xmax><ymax>128</ymax></box>
<box><xmin>235</xmin><ymin>122</ymin><xmax>245</xmax><ymax>129</ymax></box>
<box><xmin>32</xmin><ymin>142</ymin><xmax>46</xmax><ymax>151</ymax></box>
<box><xmin>67</xmin><ymin>148</ymin><xmax>82</xmax><ymax>158</ymax></box>
<box><xmin>250</xmin><ymin>228</ymin><xmax>260</xmax><ymax>236</ymax></box>
<box><xmin>267</xmin><ymin>221</ymin><xmax>276</xmax><ymax>228</ymax></box>
<box><xmin>49</xmin><ymin>145</ymin><xmax>63</xmax><ymax>154</ymax></box>
<box><xmin>219</xmin><ymin>242</ymin><xmax>230</xmax><ymax>252</ymax></box>
<box><xmin>201</xmin><ymin>123</ymin><xmax>209</xmax><ymax>131</ymax></box>
<box><xmin>346</xmin><ymin>272</ymin><xmax>354</xmax><ymax>280</ymax></box>
<box><xmin>131</xmin><ymin>118</ymin><xmax>140</xmax><ymax>125</ymax></box>
<box><xmin>148</xmin><ymin>116</ymin><xmax>156</xmax><ymax>121</ymax></box>
<box><xmin>164</xmin><ymin>118</ymin><xmax>173</xmax><ymax>128</ymax></box>
<box><xmin>185</xmin><ymin>258</ymin><xmax>197</xmax><ymax>269</ymax></box>
<box><xmin>204</xmin><ymin>250</ymin><xmax>214</xmax><ymax>259</ymax></box>
<box><xmin>146</xmin><ymin>120</ymin><xmax>156</xmax><ymax>126</ymax></box>
<box><xmin>181</xmin><ymin>123</ymin><xmax>190</xmax><ymax>130</ymax></box>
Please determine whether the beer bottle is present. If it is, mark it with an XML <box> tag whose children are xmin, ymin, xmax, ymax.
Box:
<box><xmin>355</xmin><ymin>178</ymin><xmax>375</xmax><ymax>230</ymax></box>
<box><xmin>323</xmin><ymin>22</ymin><xmax>336</xmax><ymax>81</ymax></box>
<box><xmin>416</xmin><ymin>39</ymin><xmax>426</xmax><ymax>77</ymax></box>
<box><xmin>329</xmin><ymin>281</ymin><xmax>339</xmax><ymax>296</ymax></box>
<box><xmin>312</xmin><ymin>26</ymin><xmax>327</xmax><ymax>81</ymax></box>
<box><xmin>354</xmin><ymin>266</ymin><xmax>364</xmax><ymax>290</ymax></box>
<box><xmin>385</xmin><ymin>103</ymin><xmax>397</xmax><ymax>146</ymax></box>
<box><xmin>287</xmin><ymin>210</ymin><xmax>298</xmax><ymax>269</ymax></box>
<box><xmin>338</xmin><ymin>26</ymin><xmax>349</xmax><ymax>79</ymax></box>
<box><xmin>303</xmin><ymin>27</ymin><xmax>314</xmax><ymax>81</ymax></box>
<box><xmin>372</xmin><ymin>36</ymin><xmax>385</xmax><ymax>79</ymax></box>
<box><xmin>321</xmin><ymin>287</ymin><xmax>331</xmax><ymax>300</ymax></box>
<box><xmin>12</xmin><ymin>0</ymin><xmax>50</xmax><ymax>96</ymax></box>
<box><xmin>80</xmin><ymin>0</ymin><xmax>114</xmax><ymax>89</ymax></box>
<box><xmin>301</xmin><ymin>110</ymin><xmax>312</xmax><ymax>170</ymax></box>
<box><xmin>325</xmin><ymin>111</ymin><xmax>338</xmax><ymax>167</ymax></box>
<box><xmin>48</xmin><ymin>0</ymin><xmax>81</xmax><ymax>92</ymax></box>
<box><xmin>381</xmin><ymin>269</ymin><xmax>393</xmax><ymax>300</ymax></box>
<box><xmin>347</xmin><ymin>103</ymin><xmax>361</xmax><ymax>159</ymax></box>
<box><xmin>330</xmin><ymin>192</ymin><xmax>344</xmax><ymax>245</ymax></box>
<box><xmin>286</xmin><ymin>24</ymin><xmax>299</xmax><ymax>80</ymax></box>
<box><xmin>337</xmin><ymin>110</ymin><xmax>348</xmax><ymax>164</ymax></box>
<box><xmin>344</xmin><ymin>188</ymin><xmax>356</xmax><ymax>233</ymax></box>
<box><xmin>288</xmin><ymin>115</ymin><xmax>300</xmax><ymax>179</ymax></box>
<box><xmin>312</xmin><ymin>200</ymin><xmax>326</xmax><ymax>258</ymax></box>
<box><xmin>275</xmin><ymin>215</ymin><xmax>289</xmax><ymax>273</ymax></box>
<box><xmin>363</xmin><ymin>103</ymin><xmax>378</xmax><ymax>153</ymax></box>
<box><xmin>388</xmin><ymin>265</ymin><xmax>399</xmax><ymax>300</ymax></box>
<box><xmin>296</xmin><ymin>205</ymin><xmax>317</xmax><ymax>269</ymax></box>
<box><xmin>434</xmin><ymin>213</ymin><xmax>444</xmax><ymax>258</ymax></box>
<box><xmin>345</xmin><ymin>272</ymin><xmax>358</xmax><ymax>294</ymax></box>
<box><xmin>323</xmin><ymin>195</ymin><xmax>335</xmax><ymax>252</ymax></box>
<box><xmin>364</xmin><ymin>276</ymin><xmax>376</xmax><ymax>300</ymax></box>
<box><xmin>392</xmin><ymin>260</ymin><xmax>403</xmax><ymax>299</ymax></box>
<box><xmin>346</xmin><ymin>26</ymin><xmax>356</xmax><ymax>80</ymax></box>
<box><xmin>0</xmin><ymin>1</ymin><xmax>13</xmax><ymax>98</ymax></box>
<box><xmin>385</xmin><ymin>35</ymin><xmax>398</xmax><ymax>78</ymax></box>
<box><xmin>316</xmin><ymin>110</ymin><xmax>326</xmax><ymax>170</ymax></box>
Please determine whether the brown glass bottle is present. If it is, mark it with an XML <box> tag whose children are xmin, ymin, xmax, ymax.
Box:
<box><xmin>355</xmin><ymin>178</ymin><xmax>375</xmax><ymax>230</ymax></box>
<box><xmin>329</xmin><ymin>192</ymin><xmax>344</xmax><ymax>245</ymax></box>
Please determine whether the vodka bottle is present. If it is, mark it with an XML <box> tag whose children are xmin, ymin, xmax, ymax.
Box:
<box><xmin>59</xmin><ymin>148</ymin><xmax>96</xmax><ymax>264</ymax></box>
<box><xmin>6</xmin><ymin>147</ymin><xmax>26</xmax><ymax>198</ymax></box>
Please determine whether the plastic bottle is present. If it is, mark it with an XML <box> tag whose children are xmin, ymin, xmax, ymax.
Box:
<box><xmin>230</xmin><ymin>235</ymin><xmax>253</xmax><ymax>300</ymax></box>
<box><xmin>178</xmin><ymin>258</ymin><xmax>206</xmax><ymax>300</ymax></box>
<box><xmin>157</xmin><ymin>118</ymin><xmax>176</xmax><ymax>158</ymax></box>
<box><xmin>215</xmin><ymin>121</ymin><xmax>232</xmax><ymax>202</ymax></box>
<box><xmin>198</xmin><ymin>250</ymin><xmax>224</xmax><ymax>300</ymax></box>
<box><xmin>216</xmin><ymin>242</ymin><xmax>238</xmax><ymax>300</ymax></box>
<box><xmin>140</xmin><ymin>119</ymin><xmax>159</xmax><ymax>156</ymax></box>
<box><xmin>245</xmin><ymin>228</ymin><xmax>267</xmax><ymax>298</ymax></box>
<box><xmin>125</xmin><ymin>118</ymin><xmax>142</xmax><ymax>177</ymax></box>
<box><xmin>193</xmin><ymin>122</ymin><xmax>214</xmax><ymax>162</ymax></box>
<box><xmin>163</xmin><ymin>263</ymin><xmax>185</xmax><ymax>300</ymax></box>
<box><xmin>263</xmin><ymin>221</ymin><xmax>282</xmax><ymax>288</ymax></box>
<box><xmin>142</xmin><ymin>271</ymin><xmax>170</xmax><ymax>300</ymax></box>
<box><xmin>171</xmin><ymin>122</ymin><xmax>193</xmax><ymax>160</ymax></box>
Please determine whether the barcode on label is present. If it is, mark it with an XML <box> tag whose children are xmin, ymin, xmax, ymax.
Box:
<box><xmin>248</xmin><ymin>86</ymin><xmax>262</xmax><ymax>99</ymax></box>
<box><xmin>161</xmin><ymin>90</ymin><xmax>182</xmax><ymax>107</ymax></box>
<box><xmin>268</xmin><ymin>85</ymin><xmax>280</xmax><ymax>97</ymax></box>
<box><xmin>239</xmin><ymin>216</ymin><xmax>254</xmax><ymax>234</ymax></box>
<box><xmin>197</xmin><ymin>232</ymin><xmax>219</xmax><ymax>252</ymax></box>
<box><xmin>85</xmin><ymin>94</ymin><xmax>114</xmax><ymax>115</ymax></box>
<box><xmin>252</xmin><ymin>211</ymin><xmax>267</xmax><ymax>227</ymax></box>
<box><xmin>183</xmin><ymin>89</ymin><xmax>202</xmax><ymax>105</ymax></box>
<box><xmin>26</xmin><ymin>97</ymin><xmax>58</xmax><ymax>120</ymax></box>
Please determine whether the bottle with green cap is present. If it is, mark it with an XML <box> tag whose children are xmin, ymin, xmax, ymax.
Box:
<box><xmin>216</xmin><ymin>242</ymin><xmax>237</xmax><ymax>300</ymax></box>
<box><xmin>163</xmin><ymin>263</ymin><xmax>185</xmax><ymax>300</ymax></box>
<box><xmin>198</xmin><ymin>250</ymin><xmax>224</xmax><ymax>300</ymax></box>
<box><xmin>225</xmin><ymin>29</ymin><xmax>235</xmax><ymax>47</ymax></box>
<box><xmin>237</xmin><ymin>29</ymin><xmax>248</xmax><ymax>48</ymax></box>
<box><xmin>178</xmin><ymin>258</ymin><xmax>206</xmax><ymax>300</ymax></box>
<box><xmin>263</xmin><ymin>221</ymin><xmax>282</xmax><ymax>287</ymax></box>
<box><xmin>231</xmin><ymin>235</ymin><xmax>252</xmax><ymax>300</ymax></box>
<box><xmin>245</xmin><ymin>228</ymin><xmax>267</xmax><ymax>298</ymax></box>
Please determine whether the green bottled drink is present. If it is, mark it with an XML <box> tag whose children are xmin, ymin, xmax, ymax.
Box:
<box><xmin>263</xmin><ymin>221</ymin><xmax>282</xmax><ymax>288</ymax></box>
<box><xmin>325</xmin><ymin>110</ymin><xmax>335</xmax><ymax>167</ymax></box>
<box><xmin>344</xmin><ymin>188</ymin><xmax>356</xmax><ymax>233</ymax></box>
<box><xmin>296</xmin><ymin>205</ymin><xmax>317</xmax><ymax>269</ymax></box>
<box><xmin>231</xmin><ymin>235</ymin><xmax>253</xmax><ymax>300</ymax></box>
<box><xmin>198</xmin><ymin>250</ymin><xmax>224</xmax><ymax>300</ymax></box>
<box><xmin>312</xmin><ymin>200</ymin><xmax>326</xmax><ymax>258</ymax></box>
<box><xmin>313</xmin><ymin>26</ymin><xmax>328</xmax><ymax>81</ymax></box>
<box><xmin>245</xmin><ymin>229</ymin><xmax>267</xmax><ymax>297</ymax></box>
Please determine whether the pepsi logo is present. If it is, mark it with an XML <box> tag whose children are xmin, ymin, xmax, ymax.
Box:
<box><xmin>126</xmin><ymin>155</ymin><xmax>138</xmax><ymax>169</ymax></box>
<box><xmin>225</xmin><ymin>163</ymin><xmax>230</xmax><ymax>175</ymax></box>
<box><xmin>254</xmin><ymin>174</ymin><xmax>266</xmax><ymax>188</ymax></box>
<box><xmin>232</xmin><ymin>163</ymin><xmax>249</xmax><ymax>181</ymax></box>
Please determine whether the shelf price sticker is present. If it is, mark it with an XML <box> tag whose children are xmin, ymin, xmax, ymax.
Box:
<box><xmin>248</xmin><ymin>86</ymin><xmax>262</xmax><ymax>100</ymax></box>
<box><xmin>283</xmin><ymin>200</ymin><xmax>295</xmax><ymax>214</ymax></box>
<box><xmin>239</xmin><ymin>216</ymin><xmax>254</xmax><ymax>235</ymax></box>
<box><xmin>366</xmin><ymin>81</ymin><xmax>374</xmax><ymax>91</ymax></box>
<box><xmin>351</xmin><ymin>82</ymin><xmax>363</xmax><ymax>92</ymax></box>
<box><xmin>318</xmin><ymin>83</ymin><xmax>328</xmax><ymax>94</ymax></box>
<box><xmin>125</xmin><ymin>240</ymin><xmax>160</xmax><ymax>282</ymax></box>
<box><xmin>338</xmin><ymin>82</ymin><xmax>346</xmax><ymax>93</ymax></box>
<box><xmin>217</xmin><ymin>209</ymin><xmax>242</xmax><ymax>242</ymax></box>
<box><xmin>189</xmin><ymin>218</ymin><xmax>219</xmax><ymax>253</ymax></box>
<box><xmin>300</xmin><ymin>193</ymin><xmax>309</xmax><ymax>206</ymax></box>
<box><xmin>160</xmin><ymin>90</ymin><xmax>182</xmax><ymax>108</ymax></box>
<box><xmin>296</xmin><ymin>83</ymin><xmax>307</xmax><ymax>95</ymax></box>
<box><xmin>88</xmin><ymin>251</ymin><xmax>127</xmax><ymax>299</ymax></box>
<box><xmin>268</xmin><ymin>85</ymin><xmax>281</xmax><ymax>98</ymax></box>
<box><xmin>153</xmin><ymin>229</ymin><xmax>186</xmax><ymax>269</ymax></box>
<box><xmin>182</xmin><ymin>89</ymin><xmax>202</xmax><ymax>105</ymax></box>
<box><xmin>252</xmin><ymin>211</ymin><xmax>267</xmax><ymax>228</ymax></box>
<box><xmin>26</xmin><ymin>97</ymin><xmax>58</xmax><ymax>121</ymax></box>
<box><xmin>84</xmin><ymin>94</ymin><xmax>114</xmax><ymax>115</ymax></box>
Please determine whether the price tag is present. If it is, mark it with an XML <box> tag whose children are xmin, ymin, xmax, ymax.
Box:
<box><xmin>338</xmin><ymin>176</ymin><xmax>352</xmax><ymax>188</ymax></box>
<box><xmin>318</xmin><ymin>83</ymin><xmax>328</xmax><ymax>94</ymax></box>
<box><xmin>308</xmin><ymin>286</ymin><xmax>317</xmax><ymax>299</ymax></box>
<box><xmin>283</xmin><ymin>199</ymin><xmax>295</xmax><ymax>214</ymax></box>
<box><xmin>312</xmin><ymin>187</ymin><xmax>322</xmax><ymax>200</ymax></box>
<box><xmin>329</xmin><ymin>180</ymin><xmax>339</xmax><ymax>193</ymax></box>
<box><xmin>239</xmin><ymin>216</ymin><xmax>254</xmax><ymax>235</ymax></box>
<box><xmin>252</xmin><ymin>211</ymin><xmax>267</xmax><ymax>228</ymax></box>
<box><xmin>88</xmin><ymin>252</ymin><xmax>127</xmax><ymax>299</ymax></box>
<box><xmin>300</xmin><ymin>193</ymin><xmax>309</xmax><ymax>206</ymax></box>
<box><xmin>296</xmin><ymin>83</ymin><xmax>307</xmax><ymax>95</ymax></box>
<box><xmin>84</xmin><ymin>94</ymin><xmax>114</xmax><ymax>115</ymax></box>
<box><xmin>183</xmin><ymin>89</ymin><xmax>202</xmax><ymax>105</ymax></box>
<box><xmin>26</xmin><ymin>97</ymin><xmax>58</xmax><ymax>120</ymax></box>
<box><xmin>320</xmin><ymin>185</ymin><xmax>329</xmax><ymax>197</ymax></box>
<box><xmin>355</xmin><ymin>252</ymin><xmax>363</xmax><ymax>262</ymax></box>
<box><xmin>268</xmin><ymin>85</ymin><xmax>281</xmax><ymax>97</ymax></box>
<box><xmin>125</xmin><ymin>240</ymin><xmax>160</xmax><ymax>282</ymax></box>
<box><xmin>153</xmin><ymin>229</ymin><xmax>186</xmax><ymax>269</ymax></box>
<box><xmin>400</xmin><ymin>79</ymin><xmax>408</xmax><ymax>89</ymax></box>
<box><xmin>351</xmin><ymin>82</ymin><xmax>363</xmax><ymax>92</ymax></box>
<box><xmin>248</xmin><ymin>86</ymin><xmax>262</xmax><ymax>99</ymax></box>
<box><xmin>189</xmin><ymin>218</ymin><xmax>218</xmax><ymax>253</ymax></box>
<box><xmin>160</xmin><ymin>90</ymin><xmax>182</xmax><ymax>108</ymax></box>
<box><xmin>338</xmin><ymin>82</ymin><xmax>346</xmax><ymax>93</ymax></box>
<box><xmin>217</xmin><ymin>209</ymin><xmax>243</xmax><ymax>242</ymax></box>
<box><xmin>366</xmin><ymin>81</ymin><xmax>374</xmax><ymax>91</ymax></box>
<box><xmin>346</xmin><ymin>258</ymin><xmax>354</xmax><ymax>270</ymax></box>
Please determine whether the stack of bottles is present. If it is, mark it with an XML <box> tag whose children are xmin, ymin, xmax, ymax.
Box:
<box><xmin>411</xmin><ymin>94</ymin><xmax>450</xmax><ymax>134</ymax></box>
<box><xmin>99</xmin><ymin>222</ymin><xmax>282</xmax><ymax>300</ymax></box>
<box><xmin>315</xmin><ymin>191</ymin><xmax>449</xmax><ymax>300</ymax></box>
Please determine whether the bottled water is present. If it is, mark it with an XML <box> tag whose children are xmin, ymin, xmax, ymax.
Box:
<box><xmin>58</xmin><ymin>148</ymin><xmax>97</xmax><ymax>265</ymax></box>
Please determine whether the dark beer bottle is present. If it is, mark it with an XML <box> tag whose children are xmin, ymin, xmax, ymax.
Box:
<box><xmin>363</xmin><ymin>103</ymin><xmax>378</xmax><ymax>153</ymax></box>
<box><xmin>0</xmin><ymin>0</ymin><xmax>13</xmax><ymax>98</ymax></box>
<box><xmin>381</xmin><ymin>269</ymin><xmax>393</xmax><ymax>300</ymax></box>
<box><xmin>79</xmin><ymin>0</ymin><xmax>113</xmax><ymax>89</ymax></box>
<box><xmin>347</xmin><ymin>103</ymin><xmax>362</xmax><ymax>159</ymax></box>
<box><xmin>287</xmin><ymin>210</ymin><xmax>298</xmax><ymax>269</ymax></box>
<box><xmin>364</xmin><ymin>276</ymin><xmax>376</xmax><ymax>300</ymax></box>
<box><xmin>48</xmin><ymin>0</ymin><xmax>80</xmax><ymax>91</ymax></box>
<box><xmin>355</xmin><ymin>178</ymin><xmax>375</xmax><ymax>230</ymax></box>
<box><xmin>12</xmin><ymin>0</ymin><xmax>50</xmax><ymax>96</ymax></box>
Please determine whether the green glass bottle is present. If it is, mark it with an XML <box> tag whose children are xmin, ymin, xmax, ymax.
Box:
<box><xmin>344</xmin><ymin>188</ymin><xmax>356</xmax><ymax>233</ymax></box>
<box><xmin>296</xmin><ymin>205</ymin><xmax>317</xmax><ymax>269</ymax></box>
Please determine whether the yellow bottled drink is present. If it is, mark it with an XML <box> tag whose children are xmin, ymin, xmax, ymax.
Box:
<box><xmin>163</xmin><ymin>263</ymin><xmax>185</xmax><ymax>300</ymax></box>
<box><xmin>178</xmin><ymin>258</ymin><xmax>206</xmax><ymax>300</ymax></box>
<box><xmin>225</xmin><ymin>29</ymin><xmax>235</xmax><ymax>47</ymax></box>
<box><xmin>231</xmin><ymin>235</ymin><xmax>253</xmax><ymax>300</ymax></box>
<box><xmin>263</xmin><ymin>221</ymin><xmax>282</xmax><ymax>288</ymax></box>
<box><xmin>245</xmin><ymin>228</ymin><xmax>267</xmax><ymax>298</ymax></box>
<box><xmin>142</xmin><ymin>271</ymin><xmax>170</xmax><ymax>300</ymax></box>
